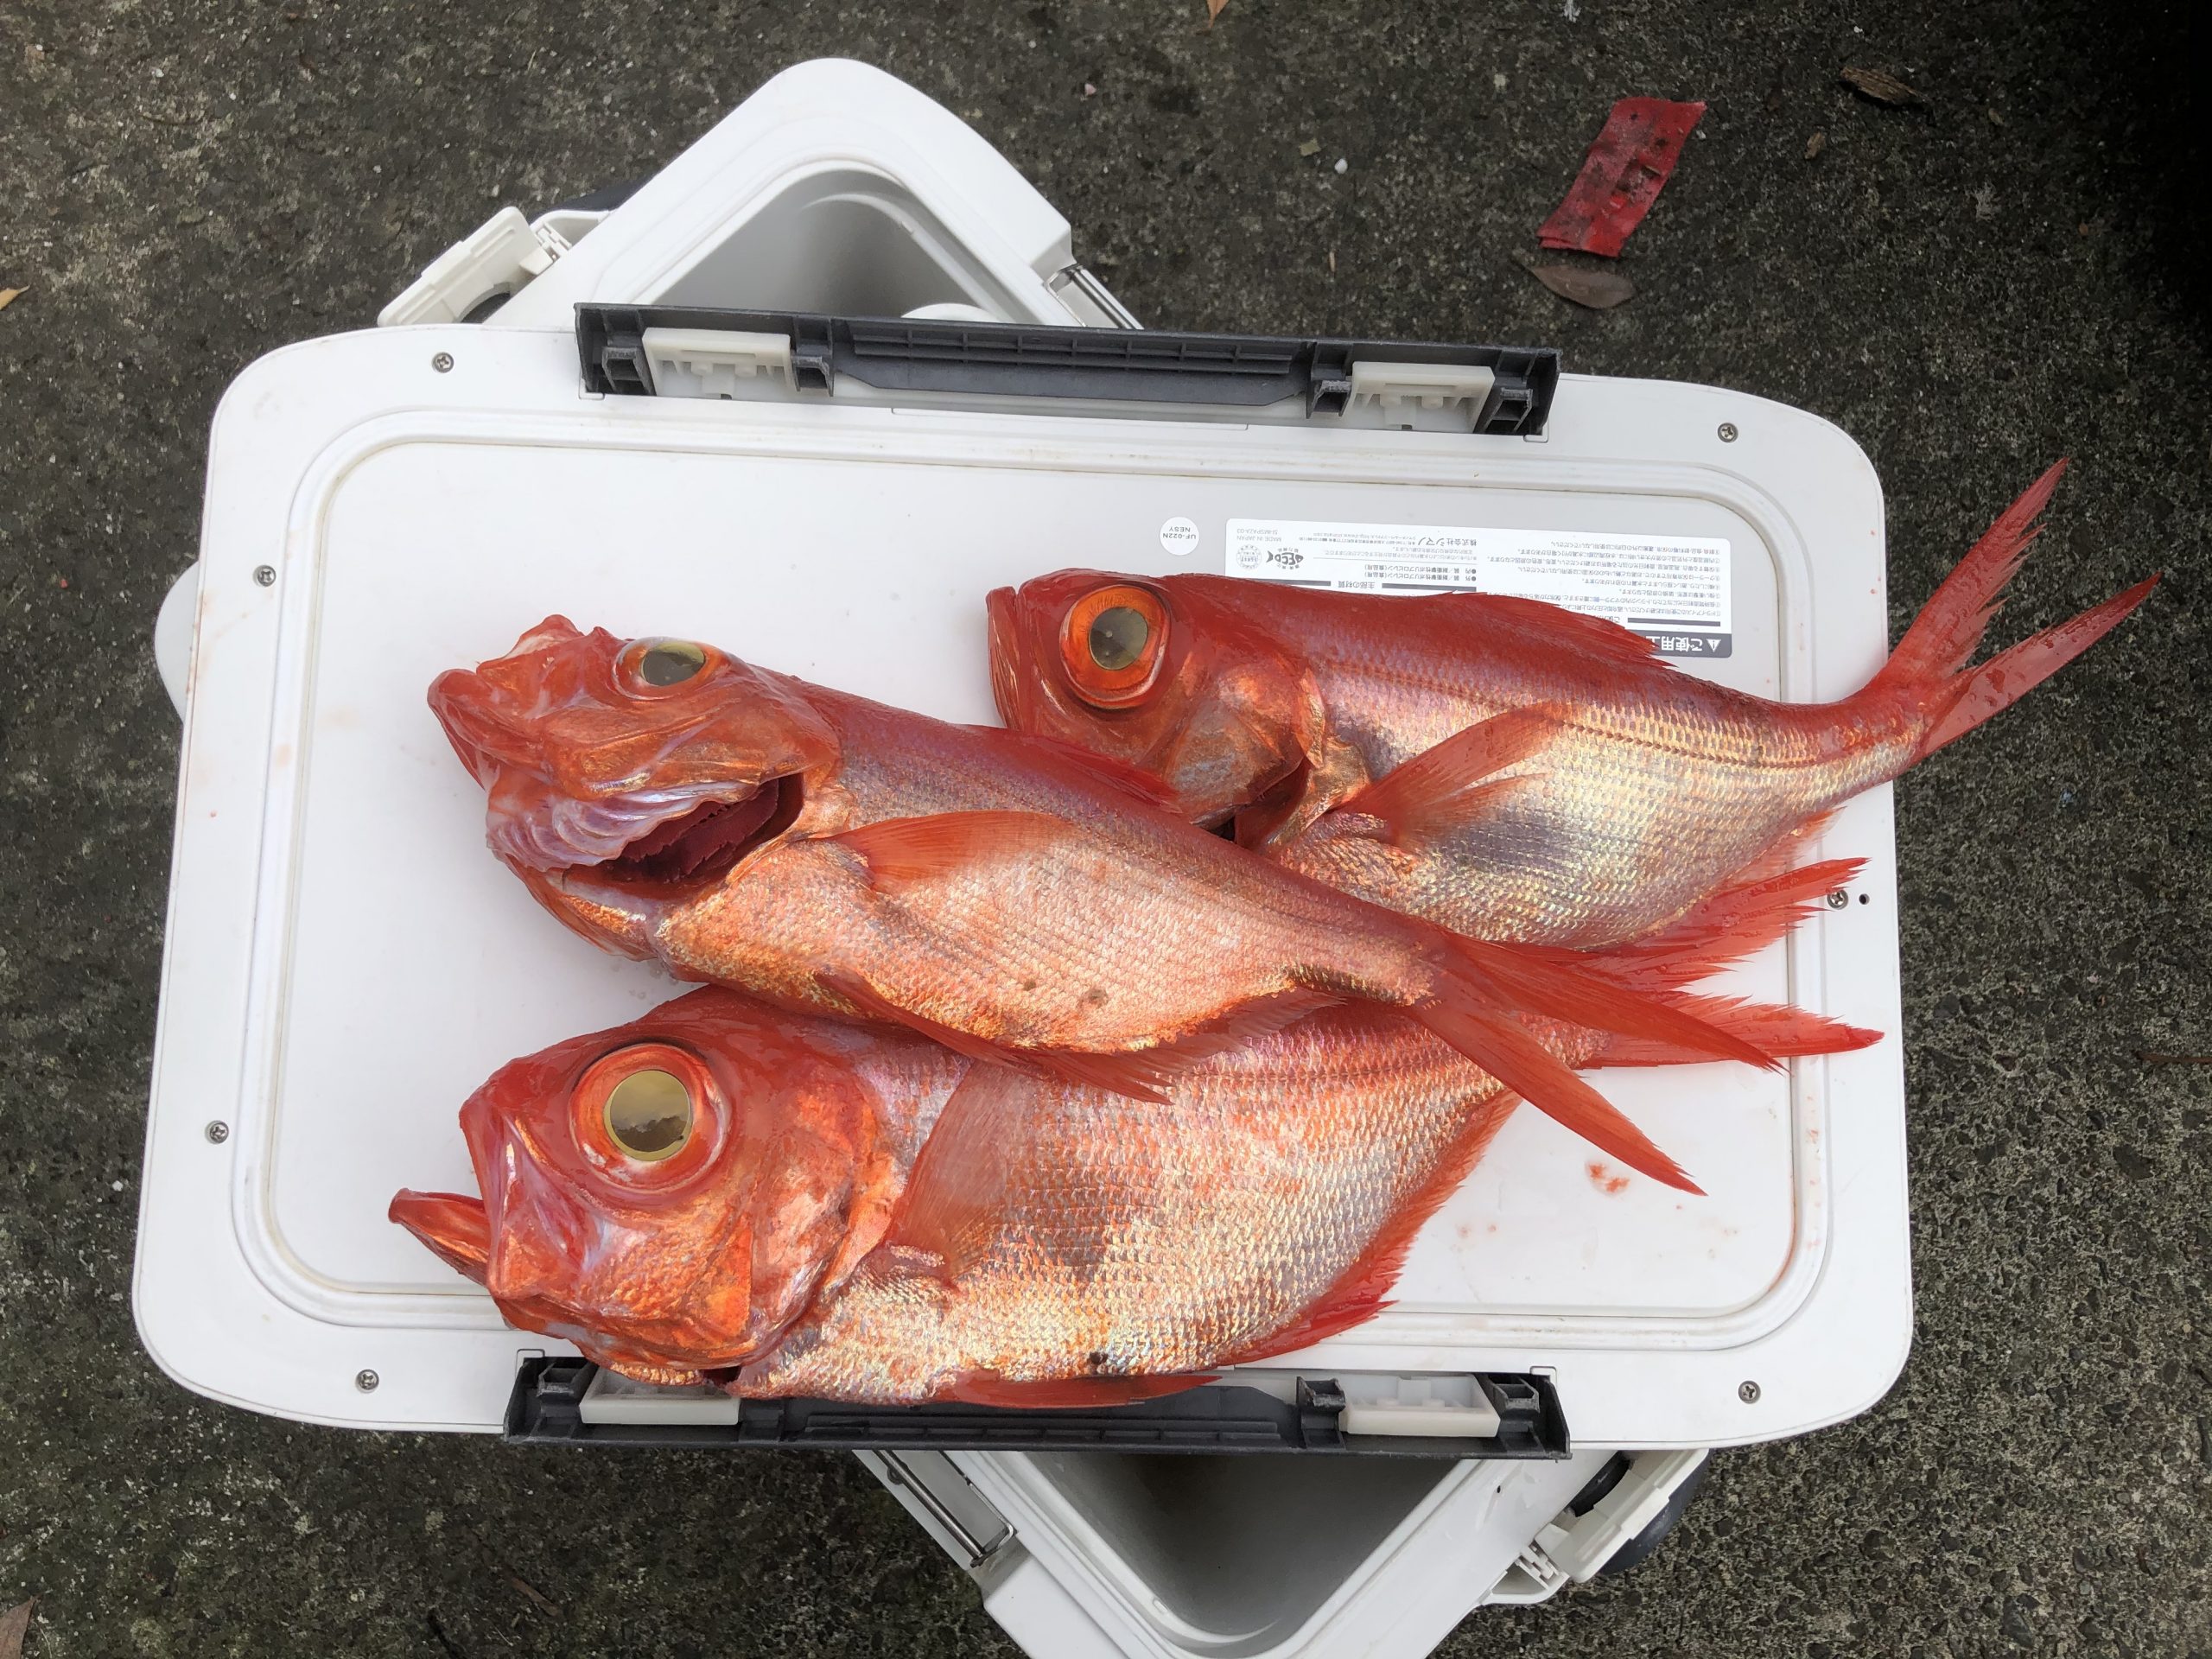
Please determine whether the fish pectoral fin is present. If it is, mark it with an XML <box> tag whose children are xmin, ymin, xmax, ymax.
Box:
<box><xmin>1336</xmin><ymin>706</ymin><xmax>1562</xmax><ymax>848</ymax></box>
<box><xmin>880</xmin><ymin>1062</ymin><xmax>1032</xmax><ymax>1282</ymax></box>
<box><xmin>945</xmin><ymin>1370</ymin><xmax>1216</xmax><ymax>1409</ymax></box>
<box><xmin>831</xmin><ymin>810</ymin><xmax>1077</xmax><ymax>888</ymax></box>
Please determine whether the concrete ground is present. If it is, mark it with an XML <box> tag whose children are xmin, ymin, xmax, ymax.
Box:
<box><xmin>2</xmin><ymin>0</ymin><xmax>2207</xmax><ymax>1653</ymax></box>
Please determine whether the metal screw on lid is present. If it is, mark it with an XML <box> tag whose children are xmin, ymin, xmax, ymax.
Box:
<box><xmin>252</xmin><ymin>565</ymin><xmax>276</xmax><ymax>587</ymax></box>
<box><xmin>1717</xmin><ymin>422</ymin><xmax>1739</xmax><ymax>442</ymax></box>
<box><xmin>355</xmin><ymin>1370</ymin><xmax>381</xmax><ymax>1393</ymax></box>
<box><xmin>431</xmin><ymin>352</ymin><xmax>455</xmax><ymax>373</ymax></box>
<box><xmin>1738</xmin><ymin>1379</ymin><xmax>1761</xmax><ymax>1403</ymax></box>
<box><xmin>205</xmin><ymin>1121</ymin><xmax>231</xmax><ymax>1143</ymax></box>
<box><xmin>1826</xmin><ymin>888</ymin><xmax>1850</xmax><ymax>909</ymax></box>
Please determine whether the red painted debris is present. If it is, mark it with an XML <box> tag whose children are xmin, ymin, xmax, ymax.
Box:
<box><xmin>1537</xmin><ymin>97</ymin><xmax>1707</xmax><ymax>257</ymax></box>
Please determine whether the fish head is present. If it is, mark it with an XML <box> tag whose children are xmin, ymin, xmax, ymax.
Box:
<box><xmin>986</xmin><ymin>571</ymin><xmax>1317</xmax><ymax>828</ymax></box>
<box><xmin>429</xmin><ymin>617</ymin><xmax>838</xmax><ymax>952</ymax></box>
<box><xmin>391</xmin><ymin>990</ymin><xmax>897</xmax><ymax>1382</ymax></box>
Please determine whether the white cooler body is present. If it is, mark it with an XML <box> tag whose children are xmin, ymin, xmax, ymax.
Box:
<box><xmin>140</xmin><ymin>60</ymin><xmax>1911</xmax><ymax>1659</ymax></box>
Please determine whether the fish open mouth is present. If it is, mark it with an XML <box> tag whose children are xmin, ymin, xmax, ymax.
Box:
<box><xmin>582</xmin><ymin>776</ymin><xmax>805</xmax><ymax>889</ymax></box>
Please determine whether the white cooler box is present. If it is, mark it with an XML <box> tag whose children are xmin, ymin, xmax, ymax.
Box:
<box><xmin>139</xmin><ymin>60</ymin><xmax>1911</xmax><ymax>1659</ymax></box>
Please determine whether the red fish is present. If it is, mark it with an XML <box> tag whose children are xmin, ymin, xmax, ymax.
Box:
<box><xmin>391</xmin><ymin>901</ymin><xmax>1876</xmax><ymax>1402</ymax></box>
<box><xmin>431</xmin><ymin>624</ymin><xmax>1774</xmax><ymax>1190</ymax></box>
<box><xmin>987</xmin><ymin>464</ymin><xmax>2156</xmax><ymax>946</ymax></box>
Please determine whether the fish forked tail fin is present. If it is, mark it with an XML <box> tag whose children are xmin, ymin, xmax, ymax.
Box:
<box><xmin>1407</xmin><ymin>935</ymin><xmax>1788</xmax><ymax>1196</ymax></box>
<box><xmin>1592</xmin><ymin>993</ymin><xmax>1881</xmax><ymax>1066</ymax></box>
<box><xmin>1867</xmin><ymin>460</ymin><xmax>2158</xmax><ymax>762</ymax></box>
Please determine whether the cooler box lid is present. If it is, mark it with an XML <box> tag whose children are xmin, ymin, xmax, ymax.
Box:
<box><xmin>137</xmin><ymin>300</ymin><xmax>1910</xmax><ymax>1445</ymax></box>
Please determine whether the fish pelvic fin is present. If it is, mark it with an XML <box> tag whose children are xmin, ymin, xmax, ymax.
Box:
<box><xmin>1334</xmin><ymin>705</ymin><xmax>1562</xmax><ymax>848</ymax></box>
<box><xmin>1869</xmin><ymin>461</ymin><xmax>2158</xmax><ymax>762</ymax></box>
<box><xmin>945</xmin><ymin>1370</ymin><xmax>1216</xmax><ymax>1408</ymax></box>
<box><xmin>819</xmin><ymin>969</ymin><xmax>1176</xmax><ymax>1103</ymax></box>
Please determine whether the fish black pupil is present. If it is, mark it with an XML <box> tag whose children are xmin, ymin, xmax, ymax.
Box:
<box><xmin>604</xmin><ymin>1068</ymin><xmax>692</xmax><ymax>1160</ymax></box>
<box><xmin>639</xmin><ymin>643</ymin><xmax>705</xmax><ymax>686</ymax></box>
<box><xmin>1087</xmin><ymin>607</ymin><xmax>1150</xmax><ymax>672</ymax></box>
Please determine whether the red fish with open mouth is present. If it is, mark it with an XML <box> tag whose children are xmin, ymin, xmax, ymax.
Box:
<box><xmin>429</xmin><ymin>624</ymin><xmax>1795</xmax><ymax>1191</ymax></box>
<box><xmin>391</xmin><ymin>898</ymin><xmax>1876</xmax><ymax>1402</ymax></box>
<box><xmin>988</xmin><ymin>464</ymin><xmax>2157</xmax><ymax>946</ymax></box>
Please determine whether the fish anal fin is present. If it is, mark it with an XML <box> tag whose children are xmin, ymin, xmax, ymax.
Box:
<box><xmin>1340</xmin><ymin>706</ymin><xmax>1561</xmax><ymax>847</ymax></box>
<box><xmin>946</xmin><ymin>1370</ymin><xmax>1215</xmax><ymax>1408</ymax></box>
<box><xmin>1407</xmin><ymin>976</ymin><xmax>1704</xmax><ymax>1193</ymax></box>
<box><xmin>1604</xmin><ymin>853</ymin><xmax>1866</xmax><ymax>988</ymax></box>
<box><xmin>1724</xmin><ymin>809</ymin><xmax>1840</xmax><ymax>889</ymax></box>
<box><xmin>835</xmin><ymin>811</ymin><xmax>1075</xmax><ymax>887</ymax></box>
<box><xmin>1218</xmin><ymin>1084</ymin><xmax>1522</xmax><ymax>1366</ymax></box>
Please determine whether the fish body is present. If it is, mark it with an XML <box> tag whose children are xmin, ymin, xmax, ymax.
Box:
<box><xmin>988</xmin><ymin>465</ymin><xmax>2156</xmax><ymax>945</ymax></box>
<box><xmin>432</xmin><ymin>622</ymin><xmax>1779</xmax><ymax>1189</ymax></box>
<box><xmin>392</xmin><ymin>970</ymin><xmax>1876</xmax><ymax>1402</ymax></box>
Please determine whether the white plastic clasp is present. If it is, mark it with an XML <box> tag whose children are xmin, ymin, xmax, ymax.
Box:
<box><xmin>636</xmin><ymin>328</ymin><xmax>800</xmax><ymax>398</ymax></box>
<box><xmin>378</xmin><ymin>206</ymin><xmax>561</xmax><ymax>327</ymax></box>
<box><xmin>1530</xmin><ymin>1449</ymin><xmax>1709</xmax><ymax>1583</ymax></box>
<box><xmin>1345</xmin><ymin>359</ymin><xmax>1499</xmax><ymax>427</ymax></box>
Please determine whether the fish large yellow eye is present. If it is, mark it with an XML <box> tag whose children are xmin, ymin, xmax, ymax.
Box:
<box><xmin>637</xmin><ymin>640</ymin><xmax>707</xmax><ymax>686</ymax></box>
<box><xmin>572</xmin><ymin>1041</ymin><xmax>720</xmax><ymax>1185</ymax></box>
<box><xmin>1088</xmin><ymin>607</ymin><xmax>1151</xmax><ymax>671</ymax></box>
<box><xmin>1058</xmin><ymin>583</ymin><xmax>1170</xmax><ymax>708</ymax></box>
<box><xmin>602</xmin><ymin>1068</ymin><xmax>693</xmax><ymax>1161</ymax></box>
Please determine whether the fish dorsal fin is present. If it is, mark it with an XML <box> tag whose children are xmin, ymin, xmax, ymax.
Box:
<box><xmin>1338</xmin><ymin>706</ymin><xmax>1562</xmax><ymax>846</ymax></box>
<box><xmin>1442</xmin><ymin>592</ymin><xmax>1664</xmax><ymax>666</ymax></box>
<box><xmin>995</xmin><ymin>730</ymin><xmax>1185</xmax><ymax>813</ymax></box>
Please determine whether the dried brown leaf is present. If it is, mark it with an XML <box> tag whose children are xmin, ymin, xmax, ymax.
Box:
<box><xmin>0</xmin><ymin>289</ymin><xmax>26</xmax><ymax>313</ymax></box>
<box><xmin>297</xmin><ymin>51</ymin><xmax>317</xmax><ymax>78</ymax></box>
<box><xmin>1512</xmin><ymin>250</ymin><xmax>1634</xmax><ymax>310</ymax></box>
<box><xmin>1805</xmin><ymin>130</ymin><xmax>1827</xmax><ymax>159</ymax></box>
<box><xmin>1205</xmin><ymin>0</ymin><xmax>1229</xmax><ymax>23</ymax></box>
<box><xmin>0</xmin><ymin>1599</ymin><xmax>33</xmax><ymax>1659</ymax></box>
<box><xmin>1840</xmin><ymin>66</ymin><xmax>1921</xmax><ymax>107</ymax></box>
<box><xmin>505</xmin><ymin>1574</ymin><xmax>558</xmax><ymax>1617</ymax></box>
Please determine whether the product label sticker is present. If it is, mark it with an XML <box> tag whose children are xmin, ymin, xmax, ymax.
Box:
<box><xmin>1224</xmin><ymin>518</ymin><xmax>1733</xmax><ymax>658</ymax></box>
<box><xmin>1159</xmin><ymin>516</ymin><xmax>1200</xmax><ymax>556</ymax></box>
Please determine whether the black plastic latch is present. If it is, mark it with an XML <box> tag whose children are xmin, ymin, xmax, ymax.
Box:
<box><xmin>574</xmin><ymin>304</ymin><xmax>1559</xmax><ymax>436</ymax></box>
<box><xmin>503</xmin><ymin>1358</ymin><xmax>1571</xmax><ymax>1459</ymax></box>
<box><xmin>1296</xmin><ymin>1376</ymin><xmax>1348</xmax><ymax>1450</ymax></box>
